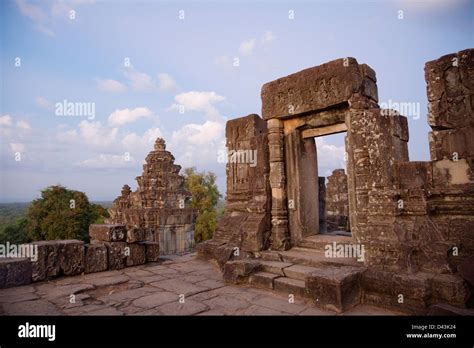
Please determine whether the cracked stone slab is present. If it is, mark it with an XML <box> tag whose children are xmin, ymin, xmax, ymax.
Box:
<box><xmin>149</xmin><ymin>278</ymin><xmax>208</xmax><ymax>296</ymax></box>
<box><xmin>157</xmin><ymin>299</ymin><xmax>209</xmax><ymax>315</ymax></box>
<box><xmin>2</xmin><ymin>300</ymin><xmax>62</xmax><ymax>315</ymax></box>
<box><xmin>133</xmin><ymin>291</ymin><xmax>178</xmax><ymax>309</ymax></box>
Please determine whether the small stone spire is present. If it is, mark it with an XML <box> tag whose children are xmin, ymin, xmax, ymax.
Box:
<box><xmin>154</xmin><ymin>138</ymin><xmax>166</xmax><ymax>151</ymax></box>
<box><xmin>121</xmin><ymin>184</ymin><xmax>131</xmax><ymax>196</ymax></box>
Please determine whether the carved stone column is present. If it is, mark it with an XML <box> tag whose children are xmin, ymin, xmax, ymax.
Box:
<box><xmin>267</xmin><ymin>118</ymin><xmax>291</xmax><ymax>250</ymax></box>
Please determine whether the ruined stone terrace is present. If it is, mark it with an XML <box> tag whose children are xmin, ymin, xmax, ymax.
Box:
<box><xmin>0</xmin><ymin>253</ymin><xmax>401</xmax><ymax>316</ymax></box>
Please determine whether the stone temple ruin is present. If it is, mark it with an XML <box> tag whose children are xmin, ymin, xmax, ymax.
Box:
<box><xmin>107</xmin><ymin>138</ymin><xmax>195</xmax><ymax>255</ymax></box>
<box><xmin>0</xmin><ymin>49</ymin><xmax>472</xmax><ymax>316</ymax></box>
<box><xmin>198</xmin><ymin>49</ymin><xmax>474</xmax><ymax>314</ymax></box>
<box><xmin>0</xmin><ymin>138</ymin><xmax>193</xmax><ymax>288</ymax></box>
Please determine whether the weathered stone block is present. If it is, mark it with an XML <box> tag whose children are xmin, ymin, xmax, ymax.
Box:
<box><xmin>85</xmin><ymin>243</ymin><xmax>108</xmax><ymax>274</ymax></box>
<box><xmin>104</xmin><ymin>242</ymin><xmax>127</xmax><ymax>270</ymax></box>
<box><xmin>261</xmin><ymin>57</ymin><xmax>376</xmax><ymax>119</ymax></box>
<box><xmin>425</xmin><ymin>49</ymin><xmax>472</xmax><ymax>101</ymax></box>
<box><xmin>31</xmin><ymin>240</ymin><xmax>85</xmax><ymax>281</ymax></box>
<box><xmin>126</xmin><ymin>243</ymin><xmax>146</xmax><ymax>266</ymax></box>
<box><xmin>425</xmin><ymin>49</ymin><xmax>474</xmax><ymax>129</ymax></box>
<box><xmin>429</xmin><ymin>127</ymin><xmax>474</xmax><ymax>161</ymax></box>
<box><xmin>397</xmin><ymin>161</ymin><xmax>433</xmax><ymax>190</ymax></box>
<box><xmin>458</xmin><ymin>256</ymin><xmax>474</xmax><ymax>286</ymax></box>
<box><xmin>248</xmin><ymin>271</ymin><xmax>278</xmax><ymax>289</ymax></box>
<box><xmin>223</xmin><ymin>259</ymin><xmax>260</xmax><ymax>284</ymax></box>
<box><xmin>89</xmin><ymin>224</ymin><xmax>127</xmax><ymax>242</ymax></box>
<box><xmin>432</xmin><ymin>158</ymin><xmax>474</xmax><ymax>187</ymax></box>
<box><xmin>274</xmin><ymin>277</ymin><xmax>306</xmax><ymax>298</ymax></box>
<box><xmin>306</xmin><ymin>266</ymin><xmax>363</xmax><ymax>313</ymax></box>
<box><xmin>427</xmin><ymin>95</ymin><xmax>473</xmax><ymax>130</ymax></box>
<box><xmin>0</xmin><ymin>258</ymin><xmax>32</xmax><ymax>288</ymax></box>
<box><xmin>428</xmin><ymin>274</ymin><xmax>470</xmax><ymax>306</ymax></box>
<box><xmin>126</xmin><ymin>227</ymin><xmax>146</xmax><ymax>243</ymax></box>
<box><xmin>60</xmin><ymin>241</ymin><xmax>85</xmax><ymax>276</ymax></box>
<box><xmin>139</xmin><ymin>241</ymin><xmax>160</xmax><ymax>262</ymax></box>
<box><xmin>428</xmin><ymin>303</ymin><xmax>474</xmax><ymax>316</ymax></box>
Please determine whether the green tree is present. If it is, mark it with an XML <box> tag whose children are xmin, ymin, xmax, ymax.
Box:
<box><xmin>26</xmin><ymin>185</ymin><xmax>108</xmax><ymax>242</ymax></box>
<box><xmin>184</xmin><ymin>167</ymin><xmax>221</xmax><ymax>243</ymax></box>
<box><xmin>0</xmin><ymin>217</ymin><xmax>30</xmax><ymax>244</ymax></box>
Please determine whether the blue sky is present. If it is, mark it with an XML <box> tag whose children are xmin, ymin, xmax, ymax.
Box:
<box><xmin>0</xmin><ymin>0</ymin><xmax>472</xmax><ymax>202</ymax></box>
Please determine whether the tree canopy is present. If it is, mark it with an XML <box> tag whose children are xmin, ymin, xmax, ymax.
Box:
<box><xmin>25</xmin><ymin>185</ymin><xmax>108</xmax><ymax>242</ymax></box>
<box><xmin>183</xmin><ymin>168</ymin><xmax>221</xmax><ymax>243</ymax></box>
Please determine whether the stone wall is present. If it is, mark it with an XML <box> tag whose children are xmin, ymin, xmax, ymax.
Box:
<box><xmin>196</xmin><ymin>114</ymin><xmax>271</xmax><ymax>267</ymax></box>
<box><xmin>200</xmin><ymin>49</ymin><xmax>474</xmax><ymax>312</ymax></box>
<box><xmin>0</xmin><ymin>224</ymin><xmax>160</xmax><ymax>288</ymax></box>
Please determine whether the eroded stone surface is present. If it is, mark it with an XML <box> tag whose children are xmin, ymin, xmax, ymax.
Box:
<box><xmin>107</xmin><ymin>138</ymin><xmax>194</xmax><ymax>255</ymax></box>
<box><xmin>0</xmin><ymin>253</ymin><xmax>402</xmax><ymax>316</ymax></box>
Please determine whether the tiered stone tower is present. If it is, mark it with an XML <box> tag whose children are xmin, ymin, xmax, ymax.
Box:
<box><xmin>108</xmin><ymin>138</ymin><xmax>195</xmax><ymax>254</ymax></box>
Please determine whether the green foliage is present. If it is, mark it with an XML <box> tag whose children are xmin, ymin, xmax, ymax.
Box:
<box><xmin>194</xmin><ymin>210</ymin><xmax>217</xmax><ymax>243</ymax></box>
<box><xmin>184</xmin><ymin>167</ymin><xmax>221</xmax><ymax>243</ymax></box>
<box><xmin>0</xmin><ymin>217</ymin><xmax>30</xmax><ymax>244</ymax></box>
<box><xmin>25</xmin><ymin>185</ymin><xmax>108</xmax><ymax>242</ymax></box>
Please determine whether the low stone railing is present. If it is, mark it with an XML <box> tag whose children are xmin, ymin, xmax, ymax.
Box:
<box><xmin>0</xmin><ymin>224</ymin><xmax>159</xmax><ymax>289</ymax></box>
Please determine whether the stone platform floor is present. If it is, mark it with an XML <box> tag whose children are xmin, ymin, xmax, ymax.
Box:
<box><xmin>0</xmin><ymin>253</ymin><xmax>402</xmax><ymax>316</ymax></box>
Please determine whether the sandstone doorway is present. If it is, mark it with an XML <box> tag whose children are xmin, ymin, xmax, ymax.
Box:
<box><xmin>285</xmin><ymin>119</ymin><xmax>351</xmax><ymax>246</ymax></box>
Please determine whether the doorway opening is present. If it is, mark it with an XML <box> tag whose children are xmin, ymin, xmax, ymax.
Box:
<box><xmin>314</xmin><ymin>132</ymin><xmax>351</xmax><ymax>237</ymax></box>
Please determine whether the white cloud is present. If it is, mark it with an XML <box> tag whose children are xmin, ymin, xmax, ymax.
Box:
<box><xmin>0</xmin><ymin>115</ymin><xmax>13</xmax><ymax>127</ymax></box>
<box><xmin>75</xmin><ymin>153</ymin><xmax>135</xmax><ymax>168</ymax></box>
<box><xmin>123</xmin><ymin>66</ymin><xmax>156</xmax><ymax>91</ymax></box>
<box><xmin>56</xmin><ymin>121</ymin><xmax>163</xmax><ymax>168</ymax></box>
<box><xmin>35</xmin><ymin>96</ymin><xmax>53</xmax><ymax>109</ymax></box>
<box><xmin>97</xmin><ymin>79</ymin><xmax>127</xmax><ymax>93</ymax></box>
<box><xmin>16</xmin><ymin>120</ymin><xmax>31</xmax><ymax>130</ymax></box>
<box><xmin>172</xmin><ymin>120</ymin><xmax>224</xmax><ymax>146</ymax></box>
<box><xmin>10</xmin><ymin>143</ymin><xmax>26</xmax><ymax>153</ymax></box>
<box><xmin>78</xmin><ymin>120</ymin><xmax>118</xmax><ymax>147</ymax></box>
<box><xmin>239</xmin><ymin>38</ymin><xmax>256</xmax><ymax>56</ymax></box>
<box><xmin>157</xmin><ymin>73</ymin><xmax>177</xmax><ymax>92</ymax></box>
<box><xmin>214</xmin><ymin>55</ymin><xmax>233</xmax><ymax>69</ymax></box>
<box><xmin>170</xmin><ymin>120</ymin><xmax>225</xmax><ymax>168</ymax></box>
<box><xmin>262</xmin><ymin>30</ymin><xmax>276</xmax><ymax>44</ymax></box>
<box><xmin>56</xmin><ymin>129</ymin><xmax>78</xmax><ymax>143</ymax></box>
<box><xmin>315</xmin><ymin>137</ymin><xmax>346</xmax><ymax>177</ymax></box>
<box><xmin>122</xmin><ymin>128</ymin><xmax>163</xmax><ymax>157</ymax></box>
<box><xmin>15</xmin><ymin>0</ymin><xmax>53</xmax><ymax>36</ymax></box>
<box><xmin>108</xmin><ymin>107</ymin><xmax>153</xmax><ymax>126</ymax></box>
<box><xmin>169</xmin><ymin>91</ymin><xmax>225</xmax><ymax>120</ymax></box>
<box><xmin>15</xmin><ymin>0</ymin><xmax>94</xmax><ymax>36</ymax></box>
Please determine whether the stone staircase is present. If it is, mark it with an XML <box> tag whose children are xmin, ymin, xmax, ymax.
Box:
<box><xmin>224</xmin><ymin>234</ymin><xmax>368</xmax><ymax>313</ymax></box>
<box><xmin>222</xmin><ymin>234</ymin><xmax>471</xmax><ymax>315</ymax></box>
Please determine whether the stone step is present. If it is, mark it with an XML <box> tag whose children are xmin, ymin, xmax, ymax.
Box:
<box><xmin>259</xmin><ymin>260</ymin><xmax>293</xmax><ymax>276</ymax></box>
<box><xmin>249</xmin><ymin>271</ymin><xmax>279</xmax><ymax>290</ymax></box>
<box><xmin>279</xmin><ymin>247</ymin><xmax>363</xmax><ymax>268</ymax></box>
<box><xmin>306</xmin><ymin>265</ymin><xmax>366</xmax><ymax>313</ymax></box>
<box><xmin>273</xmin><ymin>277</ymin><xmax>307</xmax><ymax>299</ymax></box>
<box><xmin>298</xmin><ymin>234</ymin><xmax>354</xmax><ymax>251</ymax></box>
<box><xmin>282</xmin><ymin>264</ymin><xmax>321</xmax><ymax>281</ymax></box>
